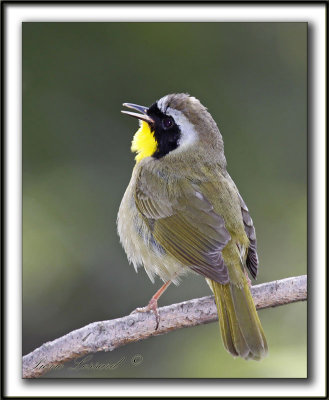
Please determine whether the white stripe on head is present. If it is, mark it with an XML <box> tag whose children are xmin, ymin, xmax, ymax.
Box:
<box><xmin>157</xmin><ymin>95</ymin><xmax>169</xmax><ymax>113</ymax></box>
<box><xmin>166</xmin><ymin>107</ymin><xmax>198</xmax><ymax>152</ymax></box>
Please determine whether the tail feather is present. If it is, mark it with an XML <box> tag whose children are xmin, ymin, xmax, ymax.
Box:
<box><xmin>216</xmin><ymin>285</ymin><xmax>239</xmax><ymax>357</ymax></box>
<box><xmin>209</xmin><ymin>279</ymin><xmax>268</xmax><ymax>361</ymax></box>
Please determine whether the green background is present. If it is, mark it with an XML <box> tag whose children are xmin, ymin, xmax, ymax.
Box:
<box><xmin>23</xmin><ymin>22</ymin><xmax>307</xmax><ymax>378</ymax></box>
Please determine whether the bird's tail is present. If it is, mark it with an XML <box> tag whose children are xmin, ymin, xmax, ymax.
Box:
<box><xmin>208</xmin><ymin>279</ymin><xmax>268</xmax><ymax>360</ymax></box>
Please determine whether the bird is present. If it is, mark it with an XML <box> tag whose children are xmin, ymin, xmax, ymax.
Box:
<box><xmin>117</xmin><ymin>93</ymin><xmax>268</xmax><ymax>360</ymax></box>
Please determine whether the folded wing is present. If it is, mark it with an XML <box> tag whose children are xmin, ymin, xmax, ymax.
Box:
<box><xmin>134</xmin><ymin>168</ymin><xmax>231</xmax><ymax>284</ymax></box>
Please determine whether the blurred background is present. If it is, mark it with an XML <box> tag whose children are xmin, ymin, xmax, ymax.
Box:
<box><xmin>23</xmin><ymin>22</ymin><xmax>307</xmax><ymax>378</ymax></box>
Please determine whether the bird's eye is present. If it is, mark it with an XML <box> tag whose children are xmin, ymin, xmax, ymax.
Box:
<box><xmin>162</xmin><ymin>117</ymin><xmax>174</xmax><ymax>130</ymax></box>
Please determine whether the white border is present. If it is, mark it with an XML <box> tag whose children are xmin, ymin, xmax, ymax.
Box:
<box><xmin>4</xmin><ymin>3</ymin><xmax>326</xmax><ymax>398</ymax></box>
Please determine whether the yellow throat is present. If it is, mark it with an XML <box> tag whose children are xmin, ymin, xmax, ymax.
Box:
<box><xmin>131</xmin><ymin>121</ymin><xmax>157</xmax><ymax>162</ymax></box>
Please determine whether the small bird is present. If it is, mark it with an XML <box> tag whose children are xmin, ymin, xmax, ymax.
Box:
<box><xmin>117</xmin><ymin>93</ymin><xmax>268</xmax><ymax>360</ymax></box>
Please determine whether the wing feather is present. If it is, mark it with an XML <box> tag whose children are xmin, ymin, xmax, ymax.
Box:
<box><xmin>238</xmin><ymin>194</ymin><xmax>259</xmax><ymax>279</ymax></box>
<box><xmin>134</xmin><ymin>167</ymin><xmax>231</xmax><ymax>284</ymax></box>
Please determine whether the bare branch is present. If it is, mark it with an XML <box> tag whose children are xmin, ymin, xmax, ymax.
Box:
<box><xmin>23</xmin><ymin>275</ymin><xmax>307</xmax><ymax>378</ymax></box>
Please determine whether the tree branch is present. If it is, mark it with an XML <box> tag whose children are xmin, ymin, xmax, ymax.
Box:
<box><xmin>23</xmin><ymin>275</ymin><xmax>307</xmax><ymax>378</ymax></box>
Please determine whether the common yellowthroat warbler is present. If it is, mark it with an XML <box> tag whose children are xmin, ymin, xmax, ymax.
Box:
<box><xmin>117</xmin><ymin>93</ymin><xmax>268</xmax><ymax>360</ymax></box>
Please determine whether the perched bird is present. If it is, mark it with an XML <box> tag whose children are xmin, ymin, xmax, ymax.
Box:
<box><xmin>117</xmin><ymin>93</ymin><xmax>268</xmax><ymax>360</ymax></box>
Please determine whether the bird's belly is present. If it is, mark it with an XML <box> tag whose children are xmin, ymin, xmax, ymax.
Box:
<box><xmin>117</xmin><ymin>188</ymin><xmax>188</xmax><ymax>285</ymax></box>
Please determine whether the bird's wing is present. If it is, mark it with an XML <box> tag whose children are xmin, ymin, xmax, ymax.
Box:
<box><xmin>134</xmin><ymin>167</ymin><xmax>231</xmax><ymax>284</ymax></box>
<box><xmin>238</xmin><ymin>193</ymin><xmax>259</xmax><ymax>279</ymax></box>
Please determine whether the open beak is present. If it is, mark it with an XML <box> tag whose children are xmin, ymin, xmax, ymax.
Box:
<box><xmin>121</xmin><ymin>103</ymin><xmax>154</xmax><ymax>125</ymax></box>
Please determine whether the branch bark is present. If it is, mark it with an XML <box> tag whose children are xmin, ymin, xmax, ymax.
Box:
<box><xmin>23</xmin><ymin>275</ymin><xmax>307</xmax><ymax>378</ymax></box>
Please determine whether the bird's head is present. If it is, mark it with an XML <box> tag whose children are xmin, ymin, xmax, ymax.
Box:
<box><xmin>122</xmin><ymin>93</ymin><xmax>225</xmax><ymax>166</ymax></box>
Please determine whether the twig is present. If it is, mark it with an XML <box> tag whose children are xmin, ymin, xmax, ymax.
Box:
<box><xmin>23</xmin><ymin>275</ymin><xmax>307</xmax><ymax>378</ymax></box>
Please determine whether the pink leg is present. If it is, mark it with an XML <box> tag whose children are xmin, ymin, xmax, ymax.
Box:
<box><xmin>131</xmin><ymin>280</ymin><xmax>172</xmax><ymax>329</ymax></box>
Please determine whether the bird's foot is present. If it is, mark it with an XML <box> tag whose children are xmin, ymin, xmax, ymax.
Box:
<box><xmin>130</xmin><ymin>279</ymin><xmax>173</xmax><ymax>330</ymax></box>
<box><xmin>130</xmin><ymin>297</ymin><xmax>160</xmax><ymax>330</ymax></box>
